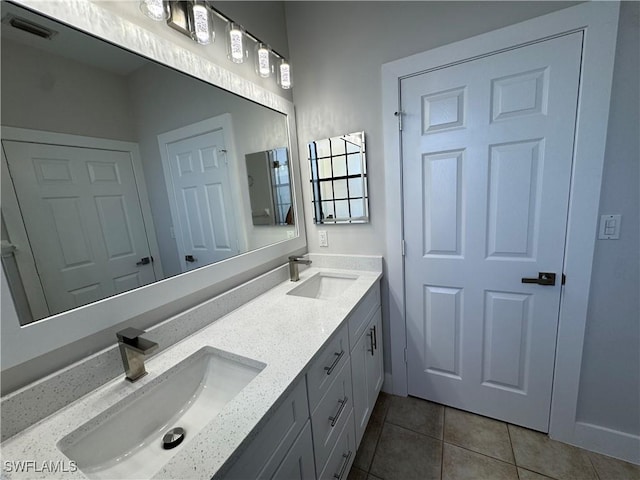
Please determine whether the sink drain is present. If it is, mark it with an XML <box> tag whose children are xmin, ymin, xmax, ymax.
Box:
<box><xmin>162</xmin><ymin>427</ymin><xmax>185</xmax><ymax>450</ymax></box>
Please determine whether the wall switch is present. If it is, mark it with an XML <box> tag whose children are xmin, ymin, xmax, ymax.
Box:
<box><xmin>318</xmin><ymin>230</ymin><xmax>328</xmax><ymax>247</ymax></box>
<box><xmin>598</xmin><ymin>214</ymin><xmax>621</xmax><ymax>239</ymax></box>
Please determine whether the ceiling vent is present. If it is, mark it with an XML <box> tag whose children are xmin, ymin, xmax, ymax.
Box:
<box><xmin>2</xmin><ymin>14</ymin><xmax>57</xmax><ymax>40</ymax></box>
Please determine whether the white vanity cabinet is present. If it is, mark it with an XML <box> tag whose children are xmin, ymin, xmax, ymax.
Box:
<box><xmin>222</xmin><ymin>379</ymin><xmax>313</xmax><ymax>480</ymax></box>
<box><xmin>348</xmin><ymin>283</ymin><xmax>383</xmax><ymax>446</ymax></box>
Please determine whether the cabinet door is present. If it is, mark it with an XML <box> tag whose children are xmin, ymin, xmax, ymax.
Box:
<box><xmin>352</xmin><ymin>306</ymin><xmax>383</xmax><ymax>446</ymax></box>
<box><xmin>271</xmin><ymin>422</ymin><xmax>316</xmax><ymax>480</ymax></box>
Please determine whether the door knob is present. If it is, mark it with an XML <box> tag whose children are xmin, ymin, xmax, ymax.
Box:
<box><xmin>521</xmin><ymin>272</ymin><xmax>556</xmax><ymax>286</ymax></box>
<box><xmin>136</xmin><ymin>257</ymin><xmax>151</xmax><ymax>266</ymax></box>
<box><xmin>185</xmin><ymin>255</ymin><xmax>197</xmax><ymax>263</ymax></box>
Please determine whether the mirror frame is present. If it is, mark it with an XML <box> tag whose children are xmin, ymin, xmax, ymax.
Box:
<box><xmin>1</xmin><ymin>0</ymin><xmax>306</xmax><ymax>370</ymax></box>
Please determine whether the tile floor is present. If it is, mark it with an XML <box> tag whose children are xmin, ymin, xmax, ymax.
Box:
<box><xmin>348</xmin><ymin>393</ymin><xmax>640</xmax><ymax>480</ymax></box>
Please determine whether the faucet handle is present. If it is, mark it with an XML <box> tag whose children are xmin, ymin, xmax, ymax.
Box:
<box><xmin>116</xmin><ymin>327</ymin><xmax>146</xmax><ymax>344</ymax></box>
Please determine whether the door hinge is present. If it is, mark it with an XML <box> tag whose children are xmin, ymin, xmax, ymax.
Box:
<box><xmin>403</xmin><ymin>348</ymin><xmax>407</xmax><ymax>363</ymax></box>
<box><xmin>401</xmin><ymin>239</ymin><xmax>406</xmax><ymax>256</ymax></box>
<box><xmin>394</xmin><ymin>111</ymin><xmax>404</xmax><ymax>131</ymax></box>
<box><xmin>562</xmin><ymin>273</ymin><xmax>566</xmax><ymax>285</ymax></box>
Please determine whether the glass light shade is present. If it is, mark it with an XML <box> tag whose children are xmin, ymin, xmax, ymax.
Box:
<box><xmin>139</xmin><ymin>0</ymin><xmax>169</xmax><ymax>21</ymax></box>
<box><xmin>255</xmin><ymin>43</ymin><xmax>272</xmax><ymax>78</ymax></box>
<box><xmin>278</xmin><ymin>59</ymin><xmax>292</xmax><ymax>89</ymax></box>
<box><xmin>191</xmin><ymin>3</ymin><xmax>214</xmax><ymax>45</ymax></box>
<box><xmin>226</xmin><ymin>22</ymin><xmax>246</xmax><ymax>64</ymax></box>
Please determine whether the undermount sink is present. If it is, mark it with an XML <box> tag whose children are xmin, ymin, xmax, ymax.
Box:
<box><xmin>58</xmin><ymin>347</ymin><xmax>265</xmax><ymax>479</ymax></box>
<box><xmin>287</xmin><ymin>272</ymin><xmax>358</xmax><ymax>300</ymax></box>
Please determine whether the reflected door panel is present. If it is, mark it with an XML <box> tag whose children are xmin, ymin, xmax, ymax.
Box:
<box><xmin>3</xmin><ymin>140</ymin><xmax>157</xmax><ymax>316</ymax></box>
<box><xmin>166</xmin><ymin>129</ymin><xmax>239</xmax><ymax>272</ymax></box>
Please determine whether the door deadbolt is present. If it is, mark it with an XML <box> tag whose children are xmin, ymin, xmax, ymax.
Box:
<box><xmin>185</xmin><ymin>255</ymin><xmax>197</xmax><ymax>263</ymax></box>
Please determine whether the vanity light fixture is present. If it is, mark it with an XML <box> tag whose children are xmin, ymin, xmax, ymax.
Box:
<box><xmin>226</xmin><ymin>22</ymin><xmax>246</xmax><ymax>64</ymax></box>
<box><xmin>277</xmin><ymin>59</ymin><xmax>292</xmax><ymax>89</ymax></box>
<box><xmin>140</xmin><ymin>0</ymin><xmax>169</xmax><ymax>22</ymax></box>
<box><xmin>139</xmin><ymin>1</ymin><xmax>293</xmax><ymax>89</ymax></box>
<box><xmin>191</xmin><ymin>1</ymin><xmax>214</xmax><ymax>45</ymax></box>
<box><xmin>255</xmin><ymin>43</ymin><xmax>272</xmax><ymax>78</ymax></box>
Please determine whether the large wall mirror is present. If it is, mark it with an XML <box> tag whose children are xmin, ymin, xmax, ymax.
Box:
<box><xmin>0</xmin><ymin>0</ymin><xmax>306</xmax><ymax>374</ymax></box>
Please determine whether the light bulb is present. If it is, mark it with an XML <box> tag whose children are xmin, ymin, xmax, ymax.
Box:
<box><xmin>278</xmin><ymin>59</ymin><xmax>292</xmax><ymax>89</ymax></box>
<box><xmin>191</xmin><ymin>3</ymin><xmax>213</xmax><ymax>45</ymax></box>
<box><xmin>255</xmin><ymin>43</ymin><xmax>271</xmax><ymax>78</ymax></box>
<box><xmin>227</xmin><ymin>23</ymin><xmax>245</xmax><ymax>64</ymax></box>
<box><xmin>139</xmin><ymin>0</ymin><xmax>169</xmax><ymax>21</ymax></box>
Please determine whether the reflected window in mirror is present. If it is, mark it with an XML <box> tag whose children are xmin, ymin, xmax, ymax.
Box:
<box><xmin>246</xmin><ymin>147</ymin><xmax>294</xmax><ymax>226</ymax></box>
<box><xmin>308</xmin><ymin>132</ymin><xmax>368</xmax><ymax>224</ymax></box>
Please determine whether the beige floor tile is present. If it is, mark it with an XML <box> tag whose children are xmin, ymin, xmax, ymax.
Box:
<box><xmin>385</xmin><ymin>395</ymin><xmax>444</xmax><ymax>439</ymax></box>
<box><xmin>509</xmin><ymin>425</ymin><xmax>597</xmax><ymax>480</ymax></box>
<box><xmin>588</xmin><ymin>451</ymin><xmax>640</xmax><ymax>480</ymax></box>
<box><xmin>518</xmin><ymin>467</ymin><xmax>556</xmax><ymax>480</ymax></box>
<box><xmin>444</xmin><ymin>407</ymin><xmax>514</xmax><ymax>463</ymax></box>
<box><xmin>353</xmin><ymin>412</ymin><xmax>384</xmax><ymax>471</ymax></box>
<box><xmin>370</xmin><ymin>423</ymin><xmax>442</xmax><ymax>480</ymax></box>
<box><xmin>442</xmin><ymin>443</ymin><xmax>518</xmax><ymax>480</ymax></box>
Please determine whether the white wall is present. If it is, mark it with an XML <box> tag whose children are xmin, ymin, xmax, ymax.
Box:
<box><xmin>576</xmin><ymin>1</ymin><xmax>640</xmax><ymax>436</ymax></box>
<box><xmin>286</xmin><ymin>0</ymin><xmax>639</xmax><ymax>441</ymax></box>
<box><xmin>1</xmin><ymin>39</ymin><xmax>135</xmax><ymax>140</ymax></box>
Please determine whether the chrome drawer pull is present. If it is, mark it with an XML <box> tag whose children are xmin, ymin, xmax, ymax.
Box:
<box><xmin>324</xmin><ymin>350</ymin><xmax>344</xmax><ymax>375</ymax></box>
<box><xmin>372</xmin><ymin>324</ymin><xmax>377</xmax><ymax>350</ymax></box>
<box><xmin>329</xmin><ymin>396</ymin><xmax>348</xmax><ymax>427</ymax></box>
<box><xmin>333</xmin><ymin>450</ymin><xmax>353</xmax><ymax>480</ymax></box>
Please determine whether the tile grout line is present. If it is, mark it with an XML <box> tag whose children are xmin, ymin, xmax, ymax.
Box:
<box><xmin>586</xmin><ymin>451</ymin><xmax>601</xmax><ymax>480</ymax></box>
<box><xmin>440</xmin><ymin>407</ymin><xmax>446</xmax><ymax>480</ymax></box>
<box><xmin>367</xmin><ymin>396</ymin><xmax>392</xmax><ymax>475</ymax></box>
<box><xmin>507</xmin><ymin>422</ymin><xmax>520</xmax><ymax>479</ymax></box>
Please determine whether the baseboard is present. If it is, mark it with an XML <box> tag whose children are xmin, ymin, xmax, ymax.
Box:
<box><xmin>567</xmin><ymin>421</ymin><xmax>640</xmax><ymax>465</ymax></box>
<box><xmin>382</xmin><ymin>373</ymin><xmax>394</xmax><ymax>394</ymax></box>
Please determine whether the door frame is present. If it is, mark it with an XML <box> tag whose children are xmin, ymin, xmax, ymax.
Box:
<box><xmin>382</xmin><ymin>2</ymin><xmax>624</xmax><ymax>457</ymax></box>
<box><xmin>1</xmin><ymin>126</ymin><xmax>164</xmax><ymax>317</ymax></box>
<box><xmin>157</xmin><ymin>114</ymin><xmax>248</xmax><ymax>273</ymax></box>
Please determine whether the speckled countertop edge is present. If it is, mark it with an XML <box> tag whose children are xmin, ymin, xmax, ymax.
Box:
<box><xmin>0</xmin><ymin>259</ymin><xmax>382</xmax><ymax>479</ymax></box>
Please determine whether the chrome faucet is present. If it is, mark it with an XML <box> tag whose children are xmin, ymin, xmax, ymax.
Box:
<box><xmin>288</xmin><ymin>255</ymin><xmax>312</xmax><ymax>282</ymax></box>
<box><xmin>116</xmin><ymin>327</ymin><xmax>159</xmax><ymax>382</ymax></box>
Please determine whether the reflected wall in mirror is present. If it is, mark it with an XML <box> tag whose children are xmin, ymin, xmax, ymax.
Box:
<box><xmin>246</xmin><ymin>148</ymin><xmax>294</xmax><ymax>227</ymax></box>
<box><xmin>1</xmin><ymin>2</ymin><xmax>297</xmax><ymax>326</ymax></box>
<box><xmin>308</xmin><ymin>132</ymin><xmax>369</xmax><ymax>224</ymax></box>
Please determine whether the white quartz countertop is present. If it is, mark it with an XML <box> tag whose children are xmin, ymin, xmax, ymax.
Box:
<box><xmin>0</xmin><ymin>265</ymin><xmax>381</xmax><ymax>479</ymax></box>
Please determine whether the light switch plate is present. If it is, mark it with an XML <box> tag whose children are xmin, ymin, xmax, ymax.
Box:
<box><xmin>318</xmin><ymin>230</ymin><xmax>328</xmax><ymax>247</ymax></box>
<box><xmin>598</xmin><ymin>214</ymin><xmax>621</xmax><ymax>239</ymax></box>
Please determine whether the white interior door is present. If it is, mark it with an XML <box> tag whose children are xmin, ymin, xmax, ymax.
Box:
<box><xmin>165</xmin><ymin>129</ymin><xmax>239</xmax><ymax>272</ymax></box>
<box><xmin>3</xmin><ymin>140</ymin><xmax>157</xmax><ymax>316</ymax></box>
<box><xmin>402</xmin><ymin>33</ymin><xmax>582</xmax><ymax>431</ymax></box>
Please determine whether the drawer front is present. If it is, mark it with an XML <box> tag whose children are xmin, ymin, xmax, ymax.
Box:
<box><xmin>224</xmin><ymin>378</ymin><xmax>309</xmax><ymax>480</ymax></box>
<box><xmin>311</xmin><ymin>359</ymin><xmax>353</xmax><ymax>473</ymax></box>
<box><xmin>307</xmin><ymin>324</ymin><xmax>350</xmax><ymax>411</ymax></box>
<box><xmin>271</xmin><ymin>421</ymin><xmax>315</xmax><ymax>480</ymax></box>
<box><xmin>318</xmin><ymin>410</ymin><xmax>356</xmax><ymax>480</ymax></box>
<box><xmin>347</xmin><ymin>281</ymin><xmax>380</xmax><ymax>351</ymax></box>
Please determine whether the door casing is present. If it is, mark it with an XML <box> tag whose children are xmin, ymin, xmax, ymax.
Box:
<box><xmin>382</xmin><ymin>1</ymin><xmax>622</xmax><ymax>457</ymax></box>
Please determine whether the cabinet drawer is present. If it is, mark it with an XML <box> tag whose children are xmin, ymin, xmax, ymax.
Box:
<box><xmin>223</xmin><ymin>378</ymin><xmax>309</xmax><ymax>479</ymax></box>
<box><xmin>318</xmin><ymin>410</ymin><xmax>356</xmax><ymax>480</ymax></box>
<box><xmin>311</xmin><ymin>359</ymin><xmax>353</xmax><ymax>474</ymax></box>
<box><xmin>307</xmin><ymin>324</ymin><xmax>350</xmax><ymax>411</ymax></box>
<box><xmin>348</xmin><ymin>281</ymin><xmax>380</xmax><ymax>351</ymax></box>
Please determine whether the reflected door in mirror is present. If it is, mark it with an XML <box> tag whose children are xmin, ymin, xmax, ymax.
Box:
<box><xmin>164</xmin><ymin>128</ymin><xmax>240</xmax><ymax>272</ymax></box>
<box><xmin>2</xmin><ymin>140</ymin><xmax>157</xmax><ymax>319</ymax></box>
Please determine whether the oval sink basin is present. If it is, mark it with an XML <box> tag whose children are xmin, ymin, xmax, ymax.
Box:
<box><xmin>58</xmin><ymin>347</ymin><xmax>265</xmax><ymax>479</ymax></box>
<box><xmin>287</xmin><ymin>272</ymin><xmax>358</xmax><ymax>300</ymax></box>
